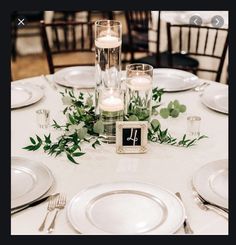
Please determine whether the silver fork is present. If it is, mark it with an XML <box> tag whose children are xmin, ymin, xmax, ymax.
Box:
<box><xmin>197</xmin><ymin>193</ymin><xmax>228</xmax><ymax>213</ymax></box>
<box><xmin>47</xmin><ymin>194</ymin><xmax>66</xmax><ymax>233</ymax></box>
<box><xmin>38</xmin><ymin>195</ymin><xmax>58</xmax><ymax>231</ymax></box>
<box><xmin>175</xmin><ymin>192</ymin><xmax>194</xmax><ymax>234</ymax></box>
<box><xmin>194</xmin><ymin>194</ymin><xmax>228</xmax><ymax>220</ymax></box>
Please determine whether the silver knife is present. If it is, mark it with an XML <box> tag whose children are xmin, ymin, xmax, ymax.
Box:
<box><xmin>11</xmin><ymin>193</ymin><xmax>59</xmax><ymax>215</ymax></box>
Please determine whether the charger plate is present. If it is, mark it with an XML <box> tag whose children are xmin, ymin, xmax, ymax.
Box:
<box><xmin>201</xmin><ymin>85</ymin><xmax>228</xmax><ymax>114</ymax></box>
<box><xmin>192</xmin><ymin>159</ymin><xmax>228</xmax><ymax>209</ymax></box>
<box><xmin>11</xmin><ymin>84</ymin><xmax>44</xmax><ymax>109</ymax></box>
<box><xmin>67</xmin><ymin>181</ymin><xmax>185</xmax><ymax>234</ymax></box>
<box><xmin>11</xmin><ymin>157</ymin><xmax>53</xmax><ymax>209</ymax></box>
<box><xmin>53</xmin><ymin>66</ymin><xmax>95</xmax><ymax>88</ymax></box>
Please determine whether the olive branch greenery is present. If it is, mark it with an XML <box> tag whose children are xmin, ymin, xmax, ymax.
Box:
<box><xmin>23</xmin><ymin>87</ymin><xmax>207</xmax><ymax>164</ymax></box>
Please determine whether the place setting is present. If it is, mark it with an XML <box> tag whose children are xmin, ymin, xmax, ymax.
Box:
<box><xmin>192</xmin><ymin>159</ymin><xmax>228</xmax><ymax>219</ymax></box>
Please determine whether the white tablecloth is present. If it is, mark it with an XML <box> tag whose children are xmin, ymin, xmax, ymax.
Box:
<box><xmin>11</xmin><ymin>71</ymin><xmax>228</xmax><ymax>235</ymax></box>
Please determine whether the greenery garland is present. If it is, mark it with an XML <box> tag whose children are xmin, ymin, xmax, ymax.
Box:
<box><xmin>23</xmin><ymin>88</ymin><xmax>207</xmax><ymax>164</ymax></box>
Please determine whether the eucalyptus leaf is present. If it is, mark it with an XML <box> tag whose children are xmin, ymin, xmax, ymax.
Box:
<box><xmin>77</xmin><ymin>128</ymin><xmax>88</xmax><ymax>140</ymax></box>
<box><xmin>93</xmin><ymin>121</ymin><xmax>104</xmax><ymax>134</ymax></box>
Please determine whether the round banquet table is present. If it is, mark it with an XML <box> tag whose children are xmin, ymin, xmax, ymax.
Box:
<box><xmin>11</xmin><ymin>70</ymin><xmax>228</xmax><ymax>235</ymax></box>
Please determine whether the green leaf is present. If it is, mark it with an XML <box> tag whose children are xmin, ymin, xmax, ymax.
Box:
<box><xmin>66</xmin><ymin>153</ymin><xmax>78</xmax><ymax>164</ymax></box>
<box><xmin>160</xmin><ymin>108</ymin><xmax>169</xmax><ymax>119</ymax></box>
<box><xmin>170</xmin><ymin>108</ymin><xmax>179</xmax><ymax>118</ymax></box>
<box><xmin>68</xmin><ymin>114</ymin><xmax>75</xmax><ymax>124</ymax></box>
<box><xmin>36</xmin><ymin>135</ymin><xmax>42</xmax><ymax>144</ymax></box>
<box><xmin>44</xmin><ymin>134</ymin><xmax>51</xmax><ymax>144</ymax></box>
<box><xmin>52</xmin><ymin>120</ymin><xmax>61</xmax><ymax>129</ymax></box>
<box><xmin>63</xmin><ymin>107</ymin><xmax>68</xmax><ymax>114</ymax></box>
<box><xmin>70</xmin><ymin>145</ymin><xmax>79</xmax><ymax>153</ymax></box>
<box><xmin>179</xmin><ymin>104</ymin><xmax>187</xmax><ymax>113</ymax></box>
<box><xmin>30</xmin><ymin>137</ymin><xmax>36</xmax><ymax>144</ymax></box>
<box><xmin>92</xmin><ymin>139</ymin><xmax>101</xmax><ymax>149</ymax></box>
<box><xmin>93</xmin><ymin>121</ymin><xmax>104</xmax><ymax>134</ymax></box>
<box><xmin>77</xmin><ymin>128</ymin><xmax>88</xmax><ymax>140</ymax></box>
<box><xmin>187</xmin><ymin>139</ymin><xmax>197</xmax><ymax>147</ymax></box>
<box><xmin>198</xmin><ymin>135</ymin><xmax>208</xmax><ymax>140</ymax></box>
<box><xmin>173</xmin><ymin>100</ymin><xmax>180</xmax><ymax>108</ymax></box>
<box><xmin>128</xmin><ymin>115</ymin><xmax>139</xmax><ymax>121</ymax></box>
<box><xmin>151</xmin><ymin>119</ymin><xmax>160</xmax><ymax>130</ymax></box>
<box><xmin>34</xmin><ymin>143</ymin><xmax>42</xmax><ymax>150</ymax></box>
<box><xmin>72</xmin><ymin>152</ymin><xmax>85</xmax><ymax>157</ymax></box>
<box><xmin>43</xmin><ymin>145</ymin><xmax>50</xmax><ymax>151</ymax></box>
<box><xmin>23</xmin><ymin>145</ymin><xmax>36</xmax><ymax>151</ymax></box>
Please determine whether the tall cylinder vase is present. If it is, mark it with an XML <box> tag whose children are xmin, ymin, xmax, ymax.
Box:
<box><xmin>125</xmin><ymin>64</ymin><xmax>153</xmax><ymax>122</ymax></box>
<box><xmin>94</xmin><ymin>20</ymin><xmax>122</xmax><ymax>114</ymax></box>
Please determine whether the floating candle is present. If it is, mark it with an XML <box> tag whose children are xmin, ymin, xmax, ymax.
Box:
<box><xmin>129</xmin><ymin>76</ymin><xmax>152</xmax><ymax>91</ymax></box>
<box><xmin>99</xmin><ymin>96</ymin><xmax>124</xmax><ymax>112</ymax></box>
<box><xmin>95</xmin><ymin>35</ymin><xmax>121</xmax><ymax>49</ymax></box>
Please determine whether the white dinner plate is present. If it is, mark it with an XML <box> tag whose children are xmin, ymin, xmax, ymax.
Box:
<box><xmin>11</xmin><ymin>84</ymin><xmax>44</xmax><ymax>109</ymax></box>
<box><xmin>53</xmin><ymin>66</ymin><xmax>96</xmax><ymax>88</ymax></box>
<box><xmin>11</xmin><ymin>157</ymin><xmax>54</xmax><ymax>209</ymax></box>
<box><xmin>153</xmin><ymin>68</ymin><xmax>200</xmax><ymax>92</ymax></box>
<box><xmin>67</xmin><ymin>182</ymin><xmax>185</xmax><ymax>234</ymax></box>
<box><xmin>192</xmin><ymin>159</ymin><xmax>228</xmax><ymax>209</ymax></box>
<box><xmin>201</xmin><ymin>85</ymin><xmax>228</xmax><ymax>114</ymax></box>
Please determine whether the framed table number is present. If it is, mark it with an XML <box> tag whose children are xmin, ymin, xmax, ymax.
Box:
<box><xmin>116</xmin><ymin>121</ymin><xmax>148</xmax><ymax>154</ymax></box>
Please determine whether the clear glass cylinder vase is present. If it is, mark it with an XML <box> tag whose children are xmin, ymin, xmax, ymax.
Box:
<box><xmin>99</xmin><ymin>88</ymin><xmax>124</xmax><ymax>143</ymax></box>
<box><xmin>125</xmin><ymin>63</ymin><xmax>153</xmax><ymax>122</ymax></box>
<box><xmin>95</xmin><ymin>20</ymin><xmax>122</xmax><ymax>114</ymax></box>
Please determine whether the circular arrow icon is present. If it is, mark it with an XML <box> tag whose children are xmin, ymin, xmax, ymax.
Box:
<box><xmin>189</xmin><ymin>15</ymin><xmax>203</xmax><ymax>26</ymax></box>
<box><xmin>211</xmin><ymin>15</ymin><xmax>224</xmax><ymax>28</ymax></box>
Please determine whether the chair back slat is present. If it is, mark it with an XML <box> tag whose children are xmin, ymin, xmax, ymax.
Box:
<box><xmin>204</xmin><ymin>28</ymin><xmax>209</xmax><ymax>54</ymax></box>
<box><xmin>179</xmin><ymin>26</ymin><xmax>182</xmax><ymax>52</ymax></box>
<box><xmin>188</xmin><ymin>26</ymin><xmax>191</xmax><ymax>53</ymax></box>
<box><xmin>195</xmin><ymin>28</ymin><xmax>200</xmax><ymax>53</ymax></box>
<box><xmin>212</xmin><ymin>30</ymin><xmax>219</xmax><ymax>55</ymax></box>
<box><xmin>72</xmin><ymin>25</ymin><xmax>76</xmax><ymax>50</ymax></box>
<box><xmin>81</xmin><ymin>24</ymin><xmax>84</xmax><ymax>49</ymax></box>
<box><xmin>53</xmin><ymin>26</ymin><xmax>60</xmax><ymax>51</ymax></box>
<box><xmin>63</xmin><ymin>25</ymin><xmax>68</xmax><ymax>50</ymax></box>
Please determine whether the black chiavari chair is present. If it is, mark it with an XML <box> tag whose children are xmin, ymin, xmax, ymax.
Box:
<box><xmin>40</xmin><ymin>20</ymin><xmax>95</xmax><ymax>74</ymax></box>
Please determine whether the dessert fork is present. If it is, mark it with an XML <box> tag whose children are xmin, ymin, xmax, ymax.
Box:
<box><xmin>38</xmin><ymin>194</ymin><xmax>58</xmax><ymax>231</ymax></box>
<box><xmin>194</xmin><ymin>194</ymin><xmax>228</xmax><ymax>220</ymax></box>
<box><xmin>47</xmin><ymin>194</ymin><xmax>66</xmax><ymax>233</ymax></box>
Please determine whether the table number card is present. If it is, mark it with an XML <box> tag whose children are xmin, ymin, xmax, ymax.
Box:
<box><xmin>116</xmin><ymin>121</ymin><xmax>148</xmax><ymax>154</ymax></box>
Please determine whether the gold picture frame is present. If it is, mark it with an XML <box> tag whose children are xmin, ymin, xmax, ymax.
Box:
<box><xmin>116</xmin><ymin>121</ymin><xmax>148</xmax><ymax>154</ymax></box>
